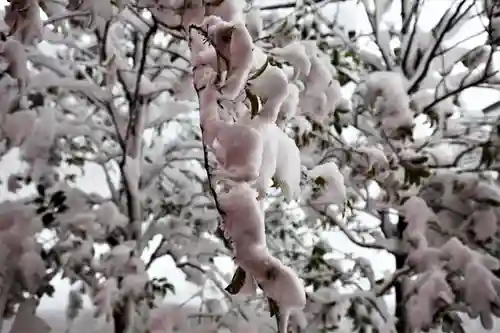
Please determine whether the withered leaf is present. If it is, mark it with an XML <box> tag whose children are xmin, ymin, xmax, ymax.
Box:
<box><xmin>225</xmin><ymin>266</ymin><xmax>246</xmax><ymax>295</ymax></box>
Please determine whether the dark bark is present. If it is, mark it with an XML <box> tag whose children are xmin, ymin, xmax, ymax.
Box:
<box><xmin>113</xmin><ymin>297</ymin><xmax>129</xmax><ymax>333</ymax></box>
<box><xmin>395</xmin><ymin>215</ymin><xmax>409</xmax><ymax>333</ymax></box>
<box><xmin>260</xmin><ymin>0</ymin><xmax>346</xmax><ymax>11</ymax></box>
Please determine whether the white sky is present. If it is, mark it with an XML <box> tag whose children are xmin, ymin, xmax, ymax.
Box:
<box><xmin>0</xmin><ymin>0</ymin><xmax>499</xmax><ymax>332</ymax></box>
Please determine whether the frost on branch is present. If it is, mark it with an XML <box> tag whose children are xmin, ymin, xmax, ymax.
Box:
<box><xmin>4</xmin><ymin>0</ymin><xmax>43</xmax><ymax>45</ymax></box>
<box><xmin>0</xmin><ymin>38</ymin><xmax>29</xmax><ymax>91</ymax></box>
<box><xmin>355</xmin><ymin>71</ymin><xmax>414</xmax><ymax>139</ymax></box>
<box><xmin>185</xmin><ymin>2</ymin><xmax>312</xmax><ymax>331</ymax></box>
<box><xmin>1</xmin><ymin>109</ymin><xmax>36</xmax><ymax>148</ymax></box>
<box><xmin>212</xmin><ymin>121</ymin><xmax>263</xmax><ymax>182</ymax></box>
<box><xmin>0</xmin><ymin>201</ymin><xmax>53</xmax><ymax>327</ymax></box>
<box><xmin>308</xmin><ymin>161</ymin><xmax>347</xmax><ymax>207</ymax></box>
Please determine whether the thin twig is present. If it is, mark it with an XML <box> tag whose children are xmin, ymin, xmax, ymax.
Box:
<box><xmin>187</xmin><ymin>24</ymin><xmax>233</xmax><ymax>250</ymax></box>
<box><xmin>200</xmin><ymin>127</ymin><xmax>233</xmax><ymax>250</ymax></box>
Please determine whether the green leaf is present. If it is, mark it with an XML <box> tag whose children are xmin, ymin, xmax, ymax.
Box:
<box><xmin>404</xmin><ymin>165</ymin><xmax>431</xmax><ymax>186</ymax></box>
<box><xmin>393</xmin><ymin>47</ymin><xmax>401</xmax><ymax>59</ymax></box>
<box><xmin>333</xmin><ymin>111</ymin><xmax>343</xmax><ymax>134</ymax></box>
<box><xmin>265</xmin><ymin>297</ymin><xmax>281</xmax><ymax>333</ymax></box>
<box><xmin>314</xmin><ymin>176</ymin><xmax>327</xmax><ymax>187</ymax></box>
<box><xmin>225</xmin><ymin>267</ymin><xmax>246</xmax><ymax>295</ymax></box>
<box><xmin>36</xmin><ymin>284</ymin><xmax>55</xmax><ymax>298</ymax></box>
<box><xmin>67</xmin><ymin>156</ymin><xmax>86</xmax><ymax>166</ymax></box>
<box><xmin>312</xmin><ymin>243</ymin><xmax>327</xmax><ymax>257</ymax></box>
<box><xmin>34</xmin><ymin>197</ymin><xmax>45</xmax><ymax>205</ymax></box>
<box><xmin>337</xmin><ymin>71</ymin><xmax>351</xmax><ymax>85</ymax></box>
<box><xmin>42</xmin><ymin>213</ymin><xmax>55</xmax><ymax>227</ymax></box>
<box><xmin>36</xmin><ymin>206</ymin><xmax>48</xmax><ymax>215</ymax></box>
<box><xmin>479</xmin><ymin>143</ymin><xmax>494</xmax><ymax>168</ymax></box>
<box><xmin>278</xmin><ymin>229</ymin><xmax>286</xmax><ymax>240</ymax></box>
<box><xmin>246</xmin><ymin>88</ymin><xmax>261</xmax><ymax>119</ymax></box>
<box><xmin>271</xmin><ymin>177</ymin><xmax>280</xmax><ymax>189</ymax></box>
<box><xmin>331</xmin><ymin>49</ymin><xmax>340</xmax><ymax>66</ymax></box>
<box><xmin>65</xmin><ymin>174</ymin><xmax>77</xmax><ymax>182</ymax></box>
<box><xmin>408</xmin><ymin>155</ymin><xmax>429</xmax><ymax>165</ymax></box>
<box><xmin>163</xmin><ymin>282</ymin><xmax>176</xmax><ymax>295</ymax></box>
<box><xmin>268</xmin><ymin>297</ymin><xmax>279</xmax><ymax>318</ymax></box>
<box><xmin>57</xmin><ymin>204</ymin><xmax>69</xmax><ymax>213</ymax></box>
<box><xmin>36</xmin><ymin>184</ymin><xmax>46</xmax><ymax>197</ymax></box>
<box><xmin>50</xmin><ymin>190</ymin><xmax>66</xmax><ymax>207</ymax></box>
<box><xmin>442</xmin><ymin>312</ymin><xmax>465</xmax><ymax>333</ymax></box>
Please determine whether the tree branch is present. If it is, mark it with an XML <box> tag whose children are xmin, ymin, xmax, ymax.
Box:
<box><xmin>119</xmin><ymin>20</ymin><xmax>158</xmax><ymax>243</ymax></box>
<box><xmin>259</xmin><ymin>0</ymin><xmax>342</xmax><ymax>11</ymax></box>
<box><xmin>308</xmin><ymin>201</ymin><xmax>399</xmax><ymax>253</ymax></box>
<box><xmin>408</xmin><ymin>0</ymin><xmax>475</xmax><ymax>93</ymax></box>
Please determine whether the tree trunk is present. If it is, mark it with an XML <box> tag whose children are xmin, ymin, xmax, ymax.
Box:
<box><xmin>113</xmin><ymin>296</ymin><xmax>132</xmax><ymax>333</ymax></box>
<box><xmin>395</xmin><ymin>215</ymin><xmax>409</xmax><ymax>333</ymax></box>
<box><xmin>113</xmin><ymin>306</ymin><xmax>127</xmax><ymax>333</ymax></box>
<box><xmin>0</xmin><ymin>268</ymin><xmax>14</xmax><ymax>332</ymax></box>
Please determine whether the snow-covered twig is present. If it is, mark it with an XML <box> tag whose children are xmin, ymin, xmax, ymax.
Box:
<box><xmin>308</xmin><ymin>201</ymin><xmax>399</xmax><ymax>253</ymax></box>
<box><xmin>119</xmin><ymin>21</ymin><xmax>158</xmax><ymax>242</ymax></box>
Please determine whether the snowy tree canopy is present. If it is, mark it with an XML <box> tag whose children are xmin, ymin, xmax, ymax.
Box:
<box><xmin>0</xmin><ymin>0</ymin><xmax>500</xmax><ymax>333</ymax></box>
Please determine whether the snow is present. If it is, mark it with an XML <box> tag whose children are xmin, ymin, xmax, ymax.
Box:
<box><xmin>0</xmin><ymin>0</ymin><xmax>499</xmax><ymax>332</ymax></box>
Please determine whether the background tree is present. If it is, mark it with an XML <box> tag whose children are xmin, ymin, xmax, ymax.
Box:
<box><xmin>0</xmin><ymin>1</ymin><xmax>500</xmax><ymax>333</ymax></box>
<box><xmin>267</xmin><ymin>1</ymin><xmax>500</xmax><ymax>332</ymax></box>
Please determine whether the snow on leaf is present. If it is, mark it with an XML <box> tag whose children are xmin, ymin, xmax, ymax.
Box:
<box><xmin>8</xmin><ymin>298</ymin><xmax>51</xmax><ymax>333</ymax></box>
<box><xmin>462</xmin><ymin>260</ymin><xmax>500</xmax><ymax>329</ymax></box>
<box><xmin>213</xmin><ymin>122</ymin><xmax>263</xmax><ymax>182</ymax></box>
<box><xmin>4</xmin><ymin>0</ymin><xmax>43</xmax><ymax>45</ymax></box>
<box><xmin>278</xmin><ymin>83</ymin><xmax>301</xmax><ymax>123</ymax></box>
<box><xmin>21</xmin><ymin>106</ymin><xmax>56</xmax><ymax>162</ymax></box>
<box><xmin>118</xmin><ymin>68</ymin><xmax>158</xmax><ymax>96</ymax></box>
<box><xmin>274</xmin><ymin>127</ymin><xmax>302</xmax><ymax>201</ymax></box>
<box><xmin>94</xmin><ymin>201</ymin><xmax>128</xmax><ymax>230</ymax></box>
<box><xmin>269</xmin><ymin>42</ymin><xmax>311</xmax><ymax>82</ymax></box>
<box><xmin>2</xmin><ymin>109</ymin><xmax>37</xmax><ymax>147</ymax></box>
<box><xmin>468</xmin><ymin>207</ymin><xmax>498</xmax><ymax>242</ymax></box>
<box><xmin>28</xmin><ymin>72</ymin><xmax>111</xmax><ymax>101</ymax></box>
<box><xmin>18</xmin><ymin>251</ymin><xmax>46</xmax><ymax>293</ymax></box>
<box><xmin>225</xmin><ymin>266</ymin><xmax>247</xmax><ymax>295</ymax></box>
<box><xmin>183</xmin><ymin>265</ymin><xmax>206</xmax><ymax>286</ymax></box>
<box><xmin>120</xmin><ymin>271</ymin><xmax>149</xmax><ymax>298</ymax></box>
<box><xmin>245</xmin><ymin>7</ymin><xmax>263</xmax><ymax>40</ymax></box>
<box><xmin>0</xmin><ymin>38</ymin><xmax>28</xmax><ymax>89</ymax></box>
<box><xmin>67</xmin><ymin>289</ymin><xmax>84</xmax><ymax>322</ymax></box>
<box><xmin>401</xmin><ymin>195</ymin><xmax>436</xmax><ymax>237</ymax></box>
<box><xmin>148</xmin><ymin>306</ymin><xmax>183</xmax><ymax>333</ymax></box>
<box><xmin>308</xmin><ymin>161</ymin><xmax>346</xmax><ymax>206</ymax></box>
<box><xmin>249</xmin><ymin>65</ymin><xmax>289</xmax><ymax>124</ymax></box>
<box><xmin>407</xmin><ymin>268</ymin><xmax>454</xmax><ymax>331</ymax></box>
<box><xmin>218</xmin><ymin>182</ymin><xmax>265</xmax><ymax>247</ymax></box>
<box><xmin>93</xmin><ymin>278</ymin><xmax>120</xmax><ymax>320</ymax></box>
